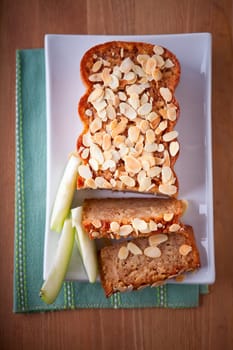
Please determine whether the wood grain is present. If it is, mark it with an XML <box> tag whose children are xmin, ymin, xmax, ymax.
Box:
<box><xmin>0</xmin><ymin>0</ymin><xmax>233</xmax><ymax>349</ymax></box>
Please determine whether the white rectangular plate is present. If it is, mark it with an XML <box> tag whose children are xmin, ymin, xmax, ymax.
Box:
<box><xmin>44</xmin><ymin>33</ymin><xmax>215</xmax><ymax>284</ymax></box>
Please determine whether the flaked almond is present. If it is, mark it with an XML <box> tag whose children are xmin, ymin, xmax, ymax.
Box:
<box><xmin>120</xmin><ymin>175</ymin><xmax>135</xmax><ymax>187</ymax></box>
<box><xmin>163</xmin><ymin>213</ymin><xmax>174</xmax><ymax>222</ymax></box>
<box><xmin>92</xmin><ymin>219</ymin><xmax>102</xmax><ymax>228</ymax></box>
<box><xmin>124</xmin><ymin>71</ymin><xmax>137</xmax><ymax>83</ymax></box>
<box><xmin>159</xmin><ymin>184</ymin><xmax>177</xmax><ymax>196</ymax></box>
<box><xmin>109</xmin><ymin>74</ymin><xmax>119</xmax><ymax>90</ymax></box>
<box><xmin>127</xmin><ymin>242</ymin><xmax>142</xmax><ymax>255</ymax></box>
<box><xmin>132</xmin><ymin>218</ymin><xmax>148</xmax><ymax>232</ymax></box>
<box><xmin>169</xmin><ymin>141</ymin><xmax>179</xmax><ymax>157</ymax></box>
<box><xmin>88</xmin><ymin>87</ymin><xmax>104</xmax><ymax>103</ymax></box>
<box><xmin>141</xmin><ymin>159</ymin><xmax>150</xmax><ymax>171</ymax></box>
<box><xmin>144</xmin><ymin>246</ymin><xmax>161</xmax><ymax>258</ymax></box>
<box><xmin>148</xmin><ymin>114</ymin><xmax>160</xmax><ymax>129</ymax></box>
<box><xmin>128</xmin><ymin>93</ymin><xmax>140</xmax><ymax>110</ymax></box>
<box><xmin>125</xmin><ymin>155</ymin><xmax>142</xmax><ymax>174</ymax></box>
<box><xmin>89</xmin><ymin>158</ymin><xmax>99</xmax><ymax>171</ymax></box>
<box><xmin>158</xmin><ymin>120</ymin><xmax>168</xmax><ymax>131</ymax></box>
<box><xmin>84</xmin><ymin>178</ymin><xmax>97</xmax><ymax>189</ymax></box>
<box><xmin>138</xmin><ymin>176</ymin><xmax>152</xmax><ymax>192</ymax></box>
<box><xmin>118</xmin><ymin>144</ymin><xmax>129</xmax><ymax>157</ymax></box>
<box><xmin>164</xmin><ymin>58</ymin><xmax>174</xmax><ymax>68</ymax></box>
<box><xmin>149</xmin><ymin>220</ymin><xmax>158</xmax><ymax>231</ymax></box>
<box><xmin>113</xmin><ymin>135</ymin><xmax>126</xmax><ymax>147</ymax></box>
<box><xmin>154</xmin><ymin>157</ymin><xmax>164</xmax><ymax>166</ymax></box>
<box><xmin>81</xmin><ymin>148</ymin><xmax>89</xmax><ymax>159</ymax></box>
<box><xmin>179</xmin><ymin>244</ymin><xmax>192</xmax><ymax>256</ymax></box>
<box><xmin>167</xmin><ymin>106</ymin><xmax>177</xmax><ymax>121</ymax></box>
<box><xmin>139</xmin><ymin>119</ymin><xmax>150</xmax><ymax>133</ymax></box>
<box><xmin>163</xmin><ymin>130</ymin><xmax>178</xmax><ymax>142</ymax></box>
<box><xmin>153</xmin><ymin>45</ymin><xmax>164</xmax><ymax>55</ymax></box>
<box><xmin>102</xmin><ymin>133</ymin><xmax>111</xmax><ymax>151</ymax></box>
<box><xmin>159</xmin><ymin>87</ymin><xmax>172</xmax><ymax>102</ymax></box>
<box><xmin>126</xmin><ymin>83</ymin><xmax>150</xmax><ymax>95</ymax></box>
<box><xmin>154</xmin><ymin>54</ymin><xmax>165</xmax><ymax>68</ymax></box>
<box><xmin>102</xmin><ymin>159</ymin><xmax>116</xmax><ymax>171</ymax></box>
<box><xmin>90</xmin><ymin>143</ymin><xmax>104</xmax><ymax>164</ymax></box>
<box><xmin>92</xmin><ymin>60</ymin><xmax>102</xmax><ymax>72</ymax></box>
<box><xmin>132</xmin><ymin>64</ymin><xmax>145</xmax><ymax>77</ymax></box>
<box><xmin>91</xmin><ymin>231</ymin><xmax>100</xmax><ymax>238</ymax></box>
<box><xmin>110</xmin><ymin>221</ymin><xmax>120</xmax><ymax>232</ymax></box>
<box><xmin>138</xmin><ymin>102</ymin><xmax>152</xmax><ymax>116</ymax></box>
<box><xmin>111</xmin><ymin>117</ymin><xmax>128</xmax><ymax>137</ymax></box>
<box><xmin>113</xmin><ymin>66</ymin><xmax>122</xmax><ymax>79</ymax></box>
<box><xmin>137</xmin><ymin>169</ymin><xmax>147</xmax><ymax>183</ymax></box>
<box><xmin>119</xmin><ymin>225</ymin><xmax>133</xmax><ymax>236</ymax></box>
<box><xmin>145</xmin><ymin>57</ymin><xmax>157</xmax><ymax>75</ymax></box>
<box><xmin>90</xmin><ymin>117</ymin><xmax>102</xmax><ymax>134</ymax></box>
<box><xmin>93</xmin><ymin>99</ymin><xmax>107</xmax><ymax>112</ymax></box>
<box><xmin>118</xmin><ymin>246</ymin><xmax>129</xmax><ymax>260</ymax></box>
<box><xmin>162</xmin><ymin>166</ymin><xmax>172</xmax><ymax>183</ymax></box>
<box><xmin>78</xmin><ymin>164</ymin><xmax>92</xmax><ymax>179</ymax></box>
<box><xmin>106</xmin><ymin>104</ymin><xmax>116</xmax><ymax>120</ymax></box>
<box><xmin>146</xmin><ymin>129</ymin><xmax>155</xmax><ymax>144</ymax></box>
<box><xmin>102</xmin><ymin>67</ymin><xmax>111</xmax><ymax>86</ymax></box>
<box><xmin>169</xmin><ymin>224</ymin><xmax>181</xmax><ymax>232</ymax></box>
<box><xmin>157</xmin><ymin>144</ymin><xmax>165</xmax><ymax>152</ymax></box>
<box><xmin>149</xmin><ymin>234</ymin><xmax>168</xmax><ymax>247</ymax></box>
<box><xmin>94</xmin><ymin>176</ymin><xmax>111</xmax><ymax>189</ymax></box>
<box><xmin>137</xmin><ymin>54</ymin><xmax>149</xmax><ymax>66</ymax></box>
<box><xmin>163</xmin><ymin>150</ymin><xmax>170</xmax><ymax>167</ymax></box>
<box><xmin>119</xmin><ymin>102</ymin><xmax>137</xmax><ymax>120</ymax></box>
<box><xmin>147</xmin><ymin>166</ymin><xmax>161</xmax><ymax>177</ymax></box>
<box><xmin>119</xmin><ymin>57</ymin><xmax>133</xmax><ymax>73</ymax></box>
<box><xmin>110</xmin><ymin>178</ymin><xmax>116</xmax><ymax>187</ymax></box>
<box><xmin>85</xmin><ymin>109</ymin><xmax>92</xmax><ymax>117</ymax></box>
<box><xmin>118</xmin><ymin>91</ymin><xmax>127</xmax><ymax>101</ymax></box>
<box><xmin>144</xmin><ymin>142</ymin><xmax>157</xmax><ymax>153</ymax></box>
<box><xmin>152</xmin><ymin>68</ymin><xmax>162</xmax><ymax>81</ymax></box>
<box><xmin>128</xmin><ymin>126</ymin><xmax>140</xmax><ymax>143</ymax></box>
<box><xmin>88</xmin><ymin>73</ymin><xmax>102</xmax><ymax>82</ymax></box>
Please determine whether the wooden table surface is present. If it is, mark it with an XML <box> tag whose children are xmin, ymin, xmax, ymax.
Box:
<box><xmin>1</xmin><ymin>0</ymin><xmax>232</xmax><ymax>349</ymax></box>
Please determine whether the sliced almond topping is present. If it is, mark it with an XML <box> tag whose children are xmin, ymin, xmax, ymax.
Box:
<box><xmin>92</xmin><ymin>60</ymin><xmax>102</xmax><ymax>72</ymax></box>
<box><xmin>119</xmin><ymin>102</ymin><xmax>137</xmax><ymax>120</ymax></box>
<box><xmin>141</xmin><ymin>159</ymin><xmax>150</xmax><ymax>171</ymax></box>
<box><xmin>113</xmin><ymin>135</ymin><xmax>126</xmax><ymax>147</ymax></box>
<box><xmin>89</xmin><ymin>158</ymin><xmax>99</xmax><ymax>171</ymax></box>
<box><xmin>120</xmin><ymin>48</ymin><xmax>124</xmax><ymax>58</ymax></box>
<box><xmin>163</xmin><ymin>213</ymin><xmax>174</xmax><ymax>222</ymax></box>
<box><xmin>118</xmin><ymin>144</ymin><xmax>129</xmax><ymax>157</ymax></box>
<box><xmin>128</xmin><ymin>93</ymin><xmax>140</xmax><ymax>110</ymax></box>
<box><xmin>94</xmin><ymin>176</ymin><xmax>111</xmax><ymax>189</ymax></box>
<box><xmin>138</xmin><ymin>176</ymin><xmax>152</xmax><ymax>192</ymax></box>
<box><xmin>128</xmin><ymin>126</ymin><xmax>140</xmax><ymax>143</ymax></box>
<box><xmin>92</xmin><ymin>219</ymin><xmax>102</xmax><ymax>228</ymax></box>
<box><xmin>159</xmin><ymin>87</ymin><xmax>172</xmax><ymax>102</ymax></box>
<box><xmin>88</xmin><ymin>87</ymin><xmax>104</xmax><ymax>103</ymax></box>
<box><xmin>84</xmin><ymin>178</ymin><xmax>97</xmax><ymax>189</ymax></box>
<box><xmin>110</xmin><ymin>178</ymin><xmax>116</xmax><ymax>187</ymax></box>
<box><xmin>164</xmin><ymin>58</ymin><xmax>174</xmax><ymax>68</ymax></box>
<box><xmin>154</xmin><ymin>157</ymin><xmax>164</xmax><ymax>166</ymax></box>
<box><xmin>90</xmin><ymin>143</ymin><xmax>104</xmax><ymax>164</ymax></box>
<box><xmin>163</xmin><ymin>130</ymin><xmax>178</xmax><ymax>142</ymax></box>
<box><xmin>132</xmin><ymin>218</ymin><xmax>148</xmax><ymax>232</ymax></box>
<box><xmin>137</xmin><ymin>54</ymin><xmax>149</xmax><ymax>66</ymax></box>
<box><xmin>124</xmin><ymin>71</ymin><xmax>137</xmax><ymax>83</ymax></box>
<box><xmin>126</xmin><ymin>83</ymin><xmax>150</xmax><ymax>95</ymax></box>
<box><xmin>157</xmin><ymin>144</ymin><xmax>165</xmax><ymax>152</ymax></box>
<box><xmin>138</xmin><ymin>102</ymin><xmax>152</xmax><ymax>116</ymax></box>
<box><xmin>145</xmin><ymin>129</ymin><xmax>155</xmax><ymax>144</ymax></box>
<box><xmin>179</xmin><ymin>244</ymin><xmax>192</xmax><ymax>256</ymax></box>
<box><xmin>162</xmin><ymin>166</ymin><xmax>172</xmax><ymax>183</ymax></box>
<box><xmin>90</xmin><ymin>117</ymin><xmax>102</xmax><ymax>134</ymax></box>
<box><xmin>81</xmin><ymin>148</ymin><xmax>89</xmax><ymax>159</ymax></box>
<box><xmin>109</xmin><ymin>74</ymin><xmax>119</xmax><ymax>90</ymax></box>
<box><xmin>118</xmin><ymin>246</ymin><xmax>129</xmax><ymax>260</ymax></box>
<box><xmin>119</xmin><ymin>225</ymin><xmax>133</xmax><ymax>236</ymax></box>
<box><xmin>144</xmin><ymin>246</ymin><xmax>161</xmax><ymax>258</ymax></box>
<box><xmin>102</xmin><ymin>159</ymin><xmax>116</xmax><ymax>171</ymax></box>
<box><xmin>169</xmin><ymin>224</ymin><xmax>181</xmax><ymax>232</ymax></box>
<box><xmin>167</xmin><ymin>106</ymin><xmax>177</xmax><ymax>121</ymax></box>
<box><xmin>110</xmin><ymin>221</ymin><xmax>120</xmax><ymax>232</ymax></box>
<box><xmin>147</xmin><ymin>166</ymin><xmax>161</xmax><ymax>177</ymax></box>
<box><xmin>137</xmin><ymin>170</ymin><xmax>147</xmax><ymax>183</ymax></box>
<box><xmin>119</xmin><ymin>57</ymin><xmax>133</xmax><ymax>73</ymax></box>
<box><xmin>154</xmin><ymin>54</ymin><xmax>165</xmax><ymax>68</ymax></box>
<box><xmin>118</xmin><ymin>91</ymin><xmax>127</xmax><ymax>101</ymax></box>
<box><xmin>159</xmin><ymin>184</ymin><xmax>177</xmax><ymax>196</ymax></box>
<box><xmin>148</xmin><ymin>114</ymin><xmax>160</xmax><ymax>129</ymax></box>
<box><xmin>169</xmin><ymin>141</ymin><xmax>179</xmax><ymax>157</ymax></box>
<box><xmin>78</xmin><ymin>164</ymin><xmax>92</xmax><ymax>180</ymax></box>
<box><xmin>163</xmin><ymin>150</ymin><xmax>170</xmax><ymax>167</ymax></box>
<box><xmin>149</xmin><ymin>220</ymin><xmax>158</xmax><ymax>231</ymax></box>
<box><xmin>102</xmin><ymin>133</ymin><xmax>111</xmax><ymax>151</ymax></box>
<box><xmin>124</xmin><ymin>155</ymin><xmax>142</xmax><ymax>174</ymax></box>
<box><xmin>145</xmin><ymin>57</ymin><xmax>157</xmax><ymax>75</ymax></box>
<box><xmin>92</xmin><ymin>131</ymin><xmax>103</xmax><ymax>146</ymax></box>
<box><xmin>111</xmin><ymin>117</ymin><xmax>128</xmax><ymax>138</ymax></box>
<box><xmin>149</xmin><ymin>234</ymin><xmax>168</xmax><ymax>246</ymax></box>
<box><xmin>132</xmin><ymin>64</ymin><xmax>146</xmax><ymax>77</ymax></box>
<box><xmin>139</xmin><ymin>119</ymin><xmax>150</xmax><ymax>133</ymax></box>
<box><xmin>106</xmin><ymin>104</ymin><xmax>116</xmax><ymax>120</ymax></box>
<box><xmin>88</xmin><ymin>73</ymin><xmax>103</xmax><ymax>82</ymax></box>
<box><xmin>113</xmin><ymin>66</ymin><xmax>122</xmax><ymax>79</ymax></box>
<box><xmin>93</xmin><ymin>99</ymin><xmax>107</xmax><ymax>112</ymax></box>
<box><xmin>158</xmin><ymin>120</ymin><xmax>168</xmax><ymax>131</ymax></box>
<box><xmin>101</xmin><ymin>67</ymin><xmax>111</xmax><ymax>86</ymax></box>
<box><xmin>119</xmin><ymin>175</ymin><xmax>135</xmax><ymax>187</ymax></box>
<box><xmin>144</xmin><ymin>142</ymin><xmax>157</xmax><ymax>153</ymax></box>
<box><xmin>140</xmin><ymin>93</ymin><xmax>148</xmax><ymax>105</ymax></box>
<box><xmin>127</xmin><ymin>242</ymin><xmax>142</xmax><ymax>255</ymax></box>
<box><xmin>152</xmin><ymin>68</ymin><xmax>162</xmax><ymax>82</ymax></box>
<box><xmin>85</xmin><ymin>109</ymin><xmax>93</xmax><ymax>117</ymax></box>
<box><xmin>134</xmin><ymin>141</ymin><xmax>144</xmax><ymax>157</ymax></box>
<box><xmin>153</xmin><ymin>45</ymin><xmax>164</xmax><ymax>55</ymax></box>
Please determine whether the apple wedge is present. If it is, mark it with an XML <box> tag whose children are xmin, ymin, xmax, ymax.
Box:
<box><xmin>50</xmin><ymin>155</ymin><xmax>81</xmax><ymax>233</ymax></box>
<box><xmin>71</xmin><ymin>207</ymin><xmax>98</xmax><ymax>283</ymax></box>
<box><xmin>40</xmin><ymin>218</ymin><xmax>75</xmax><ymax>304</ymax></box>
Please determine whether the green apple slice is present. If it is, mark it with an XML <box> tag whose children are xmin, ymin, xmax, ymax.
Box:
<box><xmin>50</xmin><ymin>155</ymin><xmax>81</xmax><ymax>233</ymax></box>
<box><xmin>40</xmin><ymin>218</ymin><xmax>75</xmax><ymax>304</ymax></box>
<box><xmin>71</xmin><ymin>207</ymin><xmax>98</xmax><ymax>283</ymax></box>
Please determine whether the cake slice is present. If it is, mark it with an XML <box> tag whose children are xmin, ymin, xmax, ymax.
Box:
<box><xmin>99</xmin><ymin>225</ymin><xmax>200</xmax><ymax>297</ymax></box>
<box><xmin>82</xmin><ymin>197</ymin><xmax>188</xmax><ymax>239</ymax></box>
<box><xmin>76</xmin><ymin>41</ymin><xmax>181</xmax><ymax>197</ymax></box>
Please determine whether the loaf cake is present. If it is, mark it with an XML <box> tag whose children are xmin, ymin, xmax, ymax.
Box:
<box><xmin>82</xmin><ymin>197</ymin><xmax>187</xmax><ymax>239</ymax></box>
<box><xmin>99</xmin><ymin>225</ymin><xmax>201</xmax><ymax>297</ymax></box>
<box><xmin>76</xmin><ymin>41</ymin><xmax>181</xmax><ymax>197</ymax></box>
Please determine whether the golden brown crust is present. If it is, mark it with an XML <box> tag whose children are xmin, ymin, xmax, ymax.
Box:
<box><xmin>76</xmin><ymin>41</ymin><xmax>181</xmax><ymax>196</ymax></box>
<box><xmin>99</xmin><ymin>225</ymin><xmax>201</xmax><ymax>297</ymax></box>
<box><xmin>82</xmin><ymin>197</ymin><xmax>187</xmax><ymax>239</ymax></box>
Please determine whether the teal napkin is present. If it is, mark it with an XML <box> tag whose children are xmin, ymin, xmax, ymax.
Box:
<box><xmin>14</xmin><ymin>49</ymin><xmax>208</xmax><ymax>313</ymax></box>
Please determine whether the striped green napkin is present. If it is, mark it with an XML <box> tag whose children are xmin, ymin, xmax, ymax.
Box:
<box><xmin>14</xmin><ymin>49</ymin><xmax>208</xmax><ymax>313</ymax></box>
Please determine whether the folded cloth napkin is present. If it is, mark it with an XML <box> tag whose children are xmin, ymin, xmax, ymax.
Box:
<box><xmin>13</xmin><ymin>49</ymin><xmax>208</xmax><ymax>313</ymax></box>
